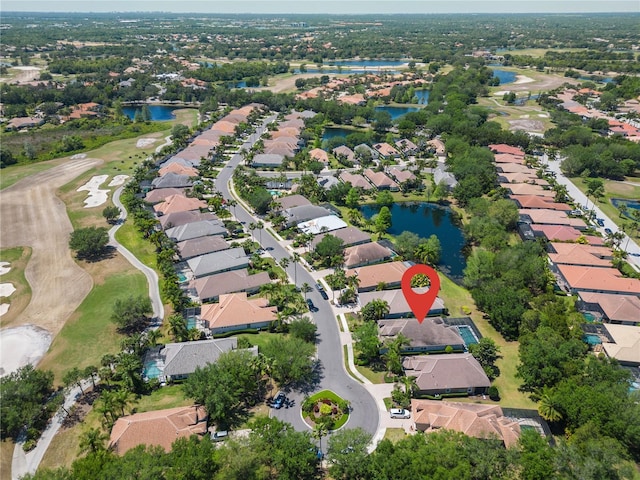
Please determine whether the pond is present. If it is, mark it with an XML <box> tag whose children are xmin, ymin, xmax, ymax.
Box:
<box><xmin>490</xmin><ymin>68</ymin><xmax>517</xmax><ymax>85</ymax></box>
<box><xmin>375</xmin><ymin>105</ymin><xmax>421</xmax><ymax>120</ymax></box>
<box><xmin>361</xmin><ymin>202</ymin><xmax>467</xmax><ymax>280</ymax></box>
<box><xmin>122</xmin><ymin>105</ymin><xmax>179</xmax><ymax>121</ymax></box>
<box><xmin>611</xmin><ymin>198</ymin><xmax>640</xmax><ymax>219</ymax></box>
<box><xmin>322</xmin><ymin>127</ymin><xmax>365</xmax><ymax>142</ymax></box>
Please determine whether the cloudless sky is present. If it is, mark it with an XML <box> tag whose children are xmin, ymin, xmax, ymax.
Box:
<box><xmin>1</xmin><ymin>0</ymin><xmax>638</xmax><ymax>14</ymax></box>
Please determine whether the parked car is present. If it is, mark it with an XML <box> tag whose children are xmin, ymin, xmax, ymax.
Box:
<box><xmin>273</xmin><ymin>391</ymin><xmax>286</xmax><ymax>409</ymax></box>
<box><xmin>211</xmin><ymin>430</ymin><xmax>228</xmax><ymax>442</ymax></box>
<box><xmin>315</xmin><ymin>283</ymin><xmax>329</xmax><ymax>300</ymax></box>
<box><xmin>596</xmin><ymin>218</ymin><xmax>605</xmax><ymax>226</ymax></box>
<box><xmin>389</xmin><ymin>408</ymin><xmax>411</xmax><ymax>419</ymax></box>
<box><xmin>306</xmin><ymin>298</ymin><xmax>318</xmax><ymax>312</ymax></box>
<box><xmin>604</xmin><ymin>228</ymin><xmax>613</xmax><ymax>235</ymax></box>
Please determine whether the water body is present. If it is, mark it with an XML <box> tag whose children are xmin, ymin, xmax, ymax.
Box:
<box><xmin>375</xmin><ymin>105</ymin><xmax>421</xmax><ymax>120</ymax></box>
<box><xmin>361</xmin><ymin>202</ymin><xmax>467</xmax><ymax>280</ymax></box>
<box><xmin>123</xmin><ymin>105</ymin><xmax>178</xmax><ymax>121</ymax></box>
<box><xmin>227</xmin><ymin>81</ymin><xmax>247</xmax><ymax>88</ymax></box>
<box><xmin>322</xmin><ymin>127</ymin><xmax>360</xmax><ymax>141</ymax></box>
<box><xmin>328</xmin><ymin>60</ymin><xmax>407</xmax><ymax>68</ymax></box>
<box><xmin>490</xmin><ymin>69</ymin><xmax>517</xmax><ymax>85</ymax></box>
<box><xmin>414</xmin><ymin>90</ymin><xmax>430</xmax><ymax>105</ymax></box>
<box><xmin>611</xmin><ymin>198</ymin><xmax>640</xmax><ymax>218</ymax></box>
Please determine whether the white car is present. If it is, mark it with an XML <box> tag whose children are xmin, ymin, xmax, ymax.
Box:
<box><xmin>389</xmin><ymin>408</ymin><xmax>411</xmax><ymax>419</ymax></box>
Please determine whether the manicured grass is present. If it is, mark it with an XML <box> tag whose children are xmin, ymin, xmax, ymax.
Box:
<box><xmin>355</xmin><ymin>364</ymin><xmax>385</xmax><ymax>384</ymax></box>
<box><xmin>132</xmin><ymin>385</ymin><xmax>192</xmax><ymax>413</ymax></box>
<box><xmin>1</xmin><ymin>440</ymin><xmax>15</xmax><ymax>480</ymax></box>
<box><xmin>0</xmin><ymin>159</ymin><xmax>60</xmax><ymax>190</ymax></box>
<box><xmin>0</xmin><ymin>247</ymin><xmax>32</xmax><ymax>329</ymax></box>
<box><xmin>383</xmin><ymin>428</ymin><xmax>408</xmax><ymax>443</ymax></box>
<box><xmin>114</xmin><ymin>221</ymin><xmax>158</xmax><ymax>269</ymax></box>
<box><xmin>304</xmin><ymin>389</ymin><xmax>350</xmax><ymax>430</ymax></box>
<box><xmin>238</xmin><ymin>331</ymin><xmax>281</xmax><ymax>351</ymax></box>
<box><xmin>38</xmin><ymin>268</ymin><xmax>147</xmax><ymax>384</ymax></box>
<box><xmin>438</xmin><ymin>273</ymin><xmax>535</xmax><ymax>409</ymax></box>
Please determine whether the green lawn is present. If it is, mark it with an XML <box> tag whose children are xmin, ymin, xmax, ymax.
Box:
<box><xmin>38</xmin><ymin>269</ymin><xmax>147</xmax><ymax>384</ymax></box>
<box><xmin>355</xmin><ymin>364</ymin><xmax>385</xmax><ymax>384</ymax></box>
<box><xmin>132</xmin><ymin>385</ymin><xmax>192</xmax><ymax>413</ymax></box>
<box><xmin>383</xmin><ymin>428</ymin><xmax>409</xmax><ymax>443</ymax></box>
<box><xmin>0</xmin><ymin>247</ymin><xmax>32</xmax><ymax>329</ymax></box>
<box><xmin>114</xmin><ymin>221</ymin><xmax>158</xmax><ymax>269</ymax></box>
<box><xmin>237</xmin><ymin>331</ymin><xmax>281</xmax><ymax>351</ymax></box>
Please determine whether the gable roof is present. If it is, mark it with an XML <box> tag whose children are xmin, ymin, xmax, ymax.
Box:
<box><xmin>510</xmin><ymin>195</ymin><xmax>571</xmax><ymax>211</ymax></box>
<box><xmin>154</xmin><ymin>194</ymin><xmax>207</xmax><ymax>216</ymax></box>
<box><xmin>502</xmin><ymin>183</ymin><xmax>554</xmax><ymax>197</ymax></box>
<box><xmin>200</xmin><ymin>292</ymin><xmax>277</xmax><ymax>330</ymax></box>
<box><xmin>411</xmin><ymin>399</ymin><xmax>520</xmax><ymax>447</ymax></box>
<box><xmin>379</xmin><ymin>318</ymin><xmax>464</xmax><ymax>349</ymax></box>
<box><xmin>192</xmin><ymin>268</ymin><xmax>271</xmax><ymax>302</ymax></box>
<box><xmin>548</xmin><ymin>242</ymin><xmax>613</xmax><ymax>267</ymax></box>
<box><xmin>531</xmin><ymin>224</ymin><xmax>605</xmax><ymax>245</ymax></box>
<box><xmin>344</xmin><ymin>242</ymin><xmax>392</xmax><ymax>268</ymax></box>
<box><xmin>159</xmin><ymin>210</ymin><xmax>219</xmax><ymax>230</ymax></box>
<box><xmin>388</xmin><ymin>167</ymin><xmax>416</xmax><ymax>183</ymax></box>
<box><xmin>578</xmin><ymin>292</ymin><xmax>640</xmax><ymax>324</ymax></box>
<box><xmin>151</xmin><ymin>172</ymin><xmax>194</xmax><ymax>189</ymax></box>
<box><xmin>177</xmin><ymin>236</ymin><xmax>230</xmax><ymax>260</ymax></box>
<box><xmin>161</xmin><ymin>338</ymin><xmax>238</xmax><ymax>378</ymax></box>
<box><xmin>602</xmin><ymin>324</ymin><xmax>640</xmax><ymax>365</ymax></box>
<box><xmin>363</xmin><ymin>169</ymin><xmax>400</xmax><ymax>189</ymax></box>
<box><xmin>339</xmin><ymin>171</ymin><xmax>374</xmax><ymax>190</ymax></box>
<box><xmin>557</xmin><ymin>265</ymin><xmax>640</xmax><ymax>295</ymax></box>
<box><xmin>109</xmin><ymin>405</ymin><xmax>207</xmax><ymax>455</ymax></box>
<box><xmin>520</xmin><ymin>209</ymin><xmax>587</xmax><ymax>229</ymax></box>
<box><xmin>404</xmin><ymin>353</ymin><xmax>491</xmax><ymax>392</ymax></box>
<box><xmin>145</xmin><ymin>188</ymin><xmax>185</xmax><ymax>204</ymax></box>
<box><xmin>488</xmin><ymin>144</ymin><xmax>525</xmax><ymax>157</ymax></box>
<box><xmin>274</xmin><ymin>194</ymin><xmax>312</xmax><ymax>210</ymax></box>
<box><xmin>373</xmin><ymin>142</ymin><xmax>400</xmax><ymax>157</ymax></box>
<box><xmin>311</xmin><ymin>226</ymin><xmax>371</xmax><ymax>249</ymax></box>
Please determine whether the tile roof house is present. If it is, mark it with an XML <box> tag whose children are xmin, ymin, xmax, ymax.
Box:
<box><xmin>252</xmin><ymin>153</ymin><xmax>286</xmax><ymax>168</ymax></box>
<box><xmin>339</xmin><ymin>171</ymin><xmax>374</xmax><ymax>190</ymax></box>
<box><xmin>519</xmin><ymin>209</ymin><xmax>587</xmax><ymax>230</ymax></box>
<box><xmin>488</xmin><ymin>144</ymin><xmax>525</xmax><ymax>157</ymax></box>
<box><xmin>158</xmin><ymin>163</ymin><xmax>199</xmax><ymax>177</ymax></box>
<box><xmin>145</xmin><ymin>338</ymin><xmax>239</xmax><ymax>382</ymax></box>
<box><xmin>187</xmin><ymin>247</ymin><xmax>249</xmax><ymax>278</ymax></box>
<box><xmin>344</xmin><ymin>242</ymin><xmax>393</xmax><ymax>269</ymax></box>
<box><xmin>310</xmin><ymin>227</ymin><xmax>371</xmax><ymax>249</ymax></box>
<box><xmin>502</xmin><ymin>183</ymin><xmax>554</xmax><ymax>197</ymax></box>
<box><xmin>159</xmin><ymin>210</ymin><xmax>218</xmax><ymax>230</ymax></box>
<box><xmin>354</xmin><ymin>144</ymin><xmax>379</xmax><ymax>161</ymax></box>
<box><xmin>494</xmin><ymin>153</ymin><xmax>526</xmax><ymax>165</ymax></box>
<box><xmin>411</xmin><ymin>400</ymin><xmax>520</xmax><ymax>447</ymax></box>
<box><xmin>395</xmin><ymin>138</ymin><xmax>418</xmax><ymax>155</ymax></box>
<box><xmin>556</xmin><ymin>265</ymin><xmax>640</xmax><ymax>296</ymax></box>
<box><xmin>530</xmin><ymin>225</ymin><xmax>605</xmax><ymax>246</ymax></box>
<box><xmin>283</xmin><ymin>205</ymin><xmax>332</xmax><ymax>227</ymax></box>
<box><xmin>154</xmin><ymin>195</ymin><xmax>207</xmax><ymax>216</ymax></box>
<box><xmin>510</xmin><ymin>195</ymin><xmax>572</xmax><ymax>211</ymax></box>
<box><xmin>347</xmin><ymin>261</ymin><xmax>409</xmax><ymax>292</ymax></box>
<box><xmin>379</xmin><ymin>318</ymin><xmax>465</xmax><ymax>354</ymax></box>
<box><xmin>363</xmin><ymin>169</ymin><xmax>400</xmax><ymax>191</ymax></box>
<box><xmin>177</xmin><ymin>236</ymin><xmax>230</xmax><ymax>260</ymax></box>
<box><xmin>578</xmin><ymin>292</ymin><xmax>640</xmax><ymax>325</ymax></box>
<box><xmin>145</xmin><ymin>188</ymin><xmax>185</xmax><ymax>204</ymax></box>
<box><xmin>274</xmin><ymin>194</ymin><xmax>312</xmax><ymax>210</ymax></box>
<box><xmin>388</xmin><ymin>167</ymin><xmax>417</xmax><ymax>184</ymax></box>
<box><xmin>601</xmin><ymin>324</ymin><xmax>640</xmax><ymax>366</ymax></box>
<box><xmin>547</xmin><ymin>242</ymin><xmax>613</xmax><ymax>268</ymax></box>
<box><xmin>433</xmin><ymin>165</ymin><xmax>458</xmax><ymax>189</ymax></box>
<box><xmin>298</xmin><ymin>215</ymin><xmax>348</xmax><ymax>235</ymax></box>
<box><xmin>373</xmin><ymin>142</ymin><xmax>401</xmax><ymax>159</ymax></box>
<box><xmin>404</xmin><ymin>354</ymin><xmax>491</xmax><ymax>396</ymax></box>
<box><xmin>151</xmin><ymin>172</ymin><xmax>194</xmax><ymax>189</ymax></box>
<box><xmin>427</xmin><ymin>139</ymin><xmax>446</xmax><ymax>157</ymax></box>
<box><xmin>359</xmin><ymin>288</ymin><xmax>445</xmax><ymax>318</ymax></box>
<box><xmin>109</xmin><ymin>405</ymin><xmax>208</xmax><ymax>455</ymax></box>
<box><xmin>496</xmin><ymin>163</ymin><xmax>535</xmax><ymax>174</ymax></box>
<box><xmin>191</xmin><ymin>269</ymin><xmax>271</xmax><ymax>303</ymax></box>
<box><xmin>333</xmin><ymin>145</ymin><xmax>356</xmax><ymax>162</ymax></box>
<box><xmin>165</xmin><ymin>220</ymin><xmax>227</xmax><ymax>242</ymax></box>
<box><xmin>309</xmin><ymin>148</ymin><xmax>329</xmax><ymax>165</ymax></box>
<box><xmin>200</xmin><ymin>292</ymin><xmax>277</xmax><ymax>334</ymax></box>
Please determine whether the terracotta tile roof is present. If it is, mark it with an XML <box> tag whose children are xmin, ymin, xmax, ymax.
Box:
<box><xmin>578</xmin><ymin>292</ymin><xmax>640</xmax><ymax>324</ymax></box>
<box><xmin>494</xmin><ymin>153</ymin><xmax>526</xmax><ymax>164</ymax></box>
<box><xmin>557</xmin><ymin>265</ymin><xmax>640</xmax><ymax>295</ymax></box>
<box><xmin>388</xmin><ymin>167</ymin><xmax>416</xmax><ymax>183</ymax></box>
<box><xmin>531</xmin><ymin>225</ymin><xmax>605</xmax><ymax>245</ymax></box>
<box><xmin>145</xmin><ymin>188</ymin><xmax>185</xmax><ymax>204</ymax></box>
<box><xmin>510</xmin><ymin>195</ymin><xmax>571</xmax><ymax>211</ymax></box>
<box><xmin>158</xmin><ymin>163</ymin><xmax>199</xmax><ymax>177</ymax></box>
<box><xmin>363</xmin><ymin>169</ymin><xmax>400</xmax><ymax>190</ymax></box>
<box><xmin>333</xmin><ymin>145</ymin><xmax>355</xmax><ymax>161</ymax></box>
<box><xmin>497</xmin><ymin>163</ymin><xmax>535</xmax><ymax>174</ymax></box>
<box><xmin>109</xmin><ymin>406</ymin><xmax>207</xmax><ymax>455</ymax></box>
<box><xmin>548</xmin><ymin>242</ymin><xmax>612</xmax><ymax>267</ymax></box>
<box><xmin>602</xmin><ymin>324</ymin><xmax>640</xmax><ymax>365</ymax></box>
<box><xmin>200</xmin><ymin>292</ymin><xmax>277</xmax><ymax>330</ymax></box>
<box><xmin>373</xmin><ymin>142</ymin><xmax>400</xmax><ymax>158</ymax></box>
<box><xmin>503</xmin><ymin>183</ymin><xmax>554</xmax><ymax>197</ymax></box>
<box><xmin>154</xmin><ymin>194</ymin><xmax>207</xmax><ymax>216</ymax></box>
<box><xmin>347</xmin><ymin>261</ymin><xmax>409</xmax><ymax>291</ymax></box>
<box><xmin>159</xmin><ymin>210</ymin><xmax>218</xmax><ymax>230</ymax></box>
<box><xmin>339</xmin><ymin>171</ymin><xmax>374</xmax><ymax>190</ymax></box>
<box><xmin>488</xmin><ymin>144</ymin><xmax>525</xmax><ymax>157</ymax></box>
<box><xmin>309</xmin><ymin>148</ymin><xmax>329</xmax><ymax>164</ymax></box>
<box><xmin>192</xmin><ymin>269</ymin><xmax>271</xmax><ymax>302</ymax></box>
<box><xmin>411</xmin><ymin>399</ymin><xmax>521</xmax><ymax>447</ymax></box>
<box><xmin>521</xmin><ymin>209</ymin><xmax>587</xmax><ymax>229</ymax></box>
<box><xmin>427</xmin><ymin>139</ymin><xmax>446</xmax><ymax>155</ymax></box>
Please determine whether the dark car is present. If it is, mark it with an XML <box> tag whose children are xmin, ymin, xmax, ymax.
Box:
<box><xmin>306</xmin><ymin>298</ymin><xmax>318</xmax><ymax>312</ymax></box>
<box><xmin>596</xmin><ymin>218</ymin><xmax>605</xmax><ymax>227</ymax></box>
<box><xmin>273</xmin><ymin>391</ymin><xmax>286</xmax><ymax>409</ymax></box>
<box><xmin>315</xmin><ymin>283</ymin><xmax>329</xmax><ymax>300</ymax></box>
<box><xmin>604</xmin><ymin>228</ymin><xmax>613</xmax><ymax>235</ymax></box>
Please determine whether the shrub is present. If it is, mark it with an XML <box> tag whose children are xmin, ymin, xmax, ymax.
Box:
<box><xmin>488</xmin><ymin>386</ymin><xmax>500</xmax><ymax>401</ymax></box>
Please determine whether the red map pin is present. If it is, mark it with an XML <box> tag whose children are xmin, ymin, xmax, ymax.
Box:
<box><xmin>401</xmin><ymin>264</ymin><xmax>441</xmax><ymax>324</ymax></box>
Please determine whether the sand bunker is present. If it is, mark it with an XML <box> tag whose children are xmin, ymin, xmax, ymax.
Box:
<box><xmin>494</xmin><ymin>90</ymin><xmax>510</xmax><ymax>96</ymax></box>
<box><xmin>77</xmin><ymin>174</ymin><xmax>109</xmax><ymax>208</ymax></box>
<box><xmin>0</xmin><ymin>304</ymin><xmax>8</xmax><ymax>317</ymax></box>
<box><xmin>0</xmin><ymin>283</ymin><xmax>16</xmax><ymax>297</ymax></box>
<box><xmin>70</xmin><ymin>153</ymin><xmax>87</xmax><ymax>160</ymax></box>
<box><xmin>514</xmin><ymin>75</ymin><xmax>534</xmax><ymax>85</ymax></box>
<box><xmin>0</xmin><ymin>325</ymin><xmax>52</xmax><ymax>377</ymax></box>
<box><xmin>108</xmin><ymin>175</ymin><xmax>129</xmax><ymax>187</ymax></box>
<box><xmin>136</xmin><ymin>138</ymin><xmax>157</xmax><ymax>148</ymax></box>
<box><xmin>0</xmin><ymin>262</ymin><xmax>10</xmax><ymax>275</ymax></box>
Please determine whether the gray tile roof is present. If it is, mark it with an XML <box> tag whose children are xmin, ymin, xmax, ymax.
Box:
<box><xmin>177</xmin><ymin>237</ymin><xmax>230</xmax><ymax>260</ymax></box>
<box><xmin>311</xmin><ymin>226</ymin><xmax>371</xmax><ymax>249</ymax></box>
<box><xmin>193</xmin><ymin>268</ymin><xmax>272</xmax><ymax>302</ymax></box>
<box><xmin>166</xmin><ymin>220</ymin><xmax>227</xmax><ymax>242</ymax></box>
<box><xmin>152</xmin><ymin>172</ymin><xmax>194</xmax><ymax>189</ymax></box>
<box><xmin>187</xmin><ymin>247</ymin><xmax>249</xmax><ymax>278</ymax></box>
<box><xmin>162</xmin><ymin>338</ymin><xmax>238</xmax><ymax>378</ymax></box>
<box><xmin>379</xmin><ymin>317</ymin><xmax>464</xmax><ymax>350</ymax></box>
<box><xmin>284</xmin><ymin>205</ymin><xmax>332</xmax><ymax>226</ymax></box>
<box><xmin>159</xmin><ymin>211</ymin><xmax>219</xmax><ymax>230</ymax></box>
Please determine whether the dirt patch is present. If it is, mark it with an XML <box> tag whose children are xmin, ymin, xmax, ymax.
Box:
<box><xmin>259</xmin><ymin>73</ymin><xmax>327</xmax><ymax>94</ymax></box>
<box><xmin>508</xmin><ymin>119</ymin><xmax>545</xmax><ymax>132</ymax></box>
<box><xmin>499</xmin><ymin>71</ymin><xmax>579</xmax><ymax>94</ymax></box>
<box><xmin>0</xmin><ymin>157</ymin><xmax>101</xmax><ymax>372</ymax></box>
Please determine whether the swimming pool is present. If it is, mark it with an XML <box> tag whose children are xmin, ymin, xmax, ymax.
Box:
<box><xmin>458</xmin><ymin>326</ymin><xmax>478</xmax><ymax>347</ymax></box>
<box><xmin>177</xmin><ymin>273</ymin><xmax>187</xmax><ymax>283</ymax></box>
<box><xmin>582</xmin><ymin>312</ymin><xmax>597</xmax><ymax>323</ymax></box>
<box><xmin>583</xmin><ymin>334</ymin><xmax>602</xmax><ymax>345</ymax></box>
<box><xmin>144</xmin><ymin>361</ymin><xmax>162</xmax><ymax>379</ymax></box>
<box><xmin>187</xmin><ymin>317</ymin><xmax>197</xmax><ymax>329</ymax></box>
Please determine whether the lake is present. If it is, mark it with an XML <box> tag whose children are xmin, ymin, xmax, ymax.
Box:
<box><xmin>323</xmin><ymin>127</ymin><xmax>362</xmax><ymax>141</ymax></box>
<box><xmin>123</xmin><ymin>105</ymin><xmax>178</xmax><ymax>121</ymax></box>
<box><xmin>611</xmin><ymin>198</ymin><xmax>640</xmax><ymax>218</ymax></box>
<box><xmin>375</xmin><ymin>105</ymin><xmax>421</xmax><ymax>120</ymax></box>
<box><xmin>490</xmin><ymin>69</ymin><xmax>517</xmax><ymax>85</ymax></box>
<box><xmin>361</xmin><ymin>202</ymin><xmax>467</xmax><ymax>280</ymax></box>
<box><xmin>414</xmin><ymin>90</ymin><xmax>430</xmax><ymax>105</ymax></box>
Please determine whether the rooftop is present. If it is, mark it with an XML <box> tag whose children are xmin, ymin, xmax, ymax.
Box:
<box><xmin>200</xmin><ymin>292</ymin><xmax>277</xmax><ymax>330</ymax></box>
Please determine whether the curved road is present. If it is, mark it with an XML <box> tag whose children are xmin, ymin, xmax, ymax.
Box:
<box><xmin>215</xmin><ymin>121</ymin><xmax>379</xmax><ymax>438</ymax></box>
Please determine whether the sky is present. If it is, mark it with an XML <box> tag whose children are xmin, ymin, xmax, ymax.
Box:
<box><xmin>1</xmin><ymin>0</ymin><xmax>638</xmax><ymax>14</ymax></box>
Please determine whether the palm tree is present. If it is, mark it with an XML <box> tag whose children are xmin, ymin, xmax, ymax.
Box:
<box><xmin>256</xmin><ymin>221</ymin><xmax>264</xmax><ymax>244</ymax></box>
<box><xmin>301</xmin><ymin>282</ymin><xmax>312</xmax><ymax>300</ymax></box>
<box><xmin>78</xmin><ymin>427</ymin><xmax>108</xmax><ymax>455</ymax></box>
<box><xmin>292</xmin><ymin>252</ymin><xmax>301</xmax><ymax>285</ymax></box>
<box><xmin>112</xmin><ymin>389</ymin><xmax>132</xmax><ymax>417</ymax></box>
<box><xmin>312</xmin><ymin>423</ymin><xmax>329</xmax><ymax>455</ymax></box>
<box><xmin>83</xmin><ymin>365</ymin><xmax>99</xmax><ymax>390</ymax></box>
<box><xmin>227</xmin><ymin>199</ymin><xmax>238</xmax><ymax>219</ymax></box>
<box><xmin>168</xmin><ymin>313</ymin><xmax>188</xmax><ymax>342</ymax></box>
<box><xmin>538</xmin><ymin>389</ymin><xmax>562</xmax><ymax>423</ymax></box>
<box><xmin>279</xmin><ymin>257</ymin><xmax>290</xmax><ymax>283</ymax></box>
<box><xmin>145</xmin><ymin>328</ymin><xmax>163</xmax><ymax>348</ymax></box>
<box><xmin>369</xmin><ymin>299</ymin><xmax>390</xmax><ymax>320</ymax></box>
<box><xmin>399</xmin><ymin>375</ymin><xmax>419</xmax><ymax>397</ymax></box>
<box><xmin>248</xmin><ymin>222</ymin><xmax>257</xmax><ymax>241</ymax></box>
